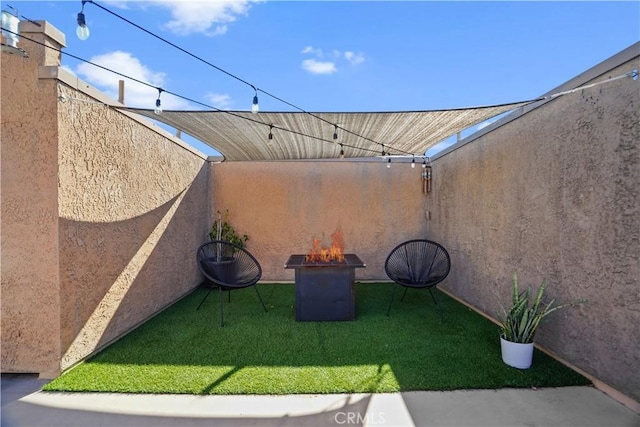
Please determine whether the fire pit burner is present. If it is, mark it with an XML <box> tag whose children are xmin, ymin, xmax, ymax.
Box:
<box><xmin>284</xmin><ymin>254</ymin><xmax>366</xmax><ymax>269</ymax></box>
<box><xmin>285</xmin><ymin>254</ymin><xmax>366</xmax><ymax>322</ymax></box>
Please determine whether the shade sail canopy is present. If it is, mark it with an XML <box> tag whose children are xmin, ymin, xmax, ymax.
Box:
<box><xmin>121</xmin><ymin>101</ymin><xmax>531</xmax><ymax>161</ymax></box>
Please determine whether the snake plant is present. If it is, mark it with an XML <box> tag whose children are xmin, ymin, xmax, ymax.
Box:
<box><xmin>497</xmin><ymin>273</ymin><xmax>577</xmax><ymax>344</ymax></box>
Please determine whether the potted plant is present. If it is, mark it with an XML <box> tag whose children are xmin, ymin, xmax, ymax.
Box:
<box><xmin>496</xmin><ymin>273</ymin><xmax>581</xmax><ymax>369</ymax></box>
<box><xmin>209</xmin><ymin>209</ymin><xmax>248</xmax><ymax>249</ymax></box>
<box><xmin>205</xmin><ymin>210</ymin><xmax>249</xmax><ymax>282</ymax></box>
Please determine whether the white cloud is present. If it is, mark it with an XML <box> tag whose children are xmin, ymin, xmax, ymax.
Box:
<box><xmin>206</xmin><ymin>92</ymin><xmax>233</xmax><ymax>110</ymax></box>
<box><xmin>301</xmin><ymin>46</ymin><xmax>322</xmax><ymax>56</ymax></box>
<box><xmin>300</xmin><ymin>45</ymin><xmax>365</xmax><ymax>75</ymax></box>
<box><xmin>147</xmin><ymin>0</ymin><xmax>259</xmax><ymax>36</ymax></box>
<box><xmin>75</xmin><ymin>51</ymin><xmax>188</xmax><ymax>109</ymax></box>
<box><xmin>345</xmin><ymin>51</ymin><xmax>365</xmax><ymax>65</ymax></box>
<box><xmin>301</xmin><ymin>59</ymin><xmax>337</xmax><ymax>75</ymax></box>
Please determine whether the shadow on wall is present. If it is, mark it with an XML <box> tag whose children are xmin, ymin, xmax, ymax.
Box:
<box><xmin>58</xmin><ymin>166</ymin><xmax>209</xmax><ymax>370</ymax></box>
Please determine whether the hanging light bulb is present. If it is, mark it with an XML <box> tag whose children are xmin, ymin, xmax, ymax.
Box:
<box><xmin>251</xmin><ymin>86</ymin><xmax>259</xmax><ymax>113</ymax></box>
<box><xmin>76</xmin><ymin>1</ymin><xmax>90</xmax><ymax>41</ymax></box>
<box><xmin>387</xmin><ymin>158</ymin><xmax>392</xmax><ymax>169</ymax></box>
<box><xmin>411</xmin><ymin>157</ymin><xmax>416</xmax><ymax>168</ymax></box>
<box><xmin>422</xmin><ymin>159</ymin><xmax>427</xmax><ymax>168</ymax></box>
<box><xmin>268</xmin><ymin>124</ymin><xmax>273</xmax><ymax>141</ymax></box>
<box><xmin>333</xmin><ymin>124</ymin><xmax>338</xmax><ymax>140</ymax></box>
<box><xmin>339</xmin><ymin>144</ymin><xmax>344</xmax><ymax>160</ymax></box>
<box><xmin>381</xmin><ymin>145</ymin><xmax>386</xmax><ymax>157</ymax></box>
<box><xmin>154</xmin><ymin>88</ymin><xmax>163</xmax><ymax>115</ymax></box>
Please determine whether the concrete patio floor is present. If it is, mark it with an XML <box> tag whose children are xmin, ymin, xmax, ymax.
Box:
<box><xmin>2</xmin><ymin>374</ymin><xmax>638</xmax><ymax>427</ymax></box>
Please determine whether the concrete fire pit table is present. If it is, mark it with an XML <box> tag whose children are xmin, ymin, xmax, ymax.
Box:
<box><xmin>284</xmin><ymin>254</ymin><xmax>366</xmax><ymax>321</ymax></box>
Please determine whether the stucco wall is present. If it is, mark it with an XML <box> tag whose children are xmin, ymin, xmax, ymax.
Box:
<box><xmin>427</xmin><ymin>57</ymin><xmax>639</xmax><ymax>401</ymax></box>
<box><xmin>1</xmin><ymin>26</ymin><xmax>63</xmax><ymax>376</ymax></box>
<box><xmin>56</xmin><ymin>88</ymin><xmax>209</xmax><ymax>370</ymax></box>
<box><xmin>209</xmin><ymin>160</ymin><xmax>432</xmax><ymax>281</ymax></box>
<box><xmin>1</xmin><ymin>21</ymin><xmax>210</xmax><ymax>374</ymax></box>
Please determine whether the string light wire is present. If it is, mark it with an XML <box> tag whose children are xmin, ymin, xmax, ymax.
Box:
<box><xmin>1</xmin><ymin>28</ymin><xmax>391</xmax><ymax>157</ymax></box>
<box><xmin>78</xmin><ymin>0</ymin><xmax>416</xmax><ymax>156</ymax></box>
<box><xmin>3</xmin><ymin>23</ymin><xmax>635</xmax><ymax>159</ymax></box>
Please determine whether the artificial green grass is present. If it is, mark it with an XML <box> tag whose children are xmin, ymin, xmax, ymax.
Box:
<box><xmin>43</xmin><ymin>283</ymin><xmax>590</xmax><ymax>395</ymax></box>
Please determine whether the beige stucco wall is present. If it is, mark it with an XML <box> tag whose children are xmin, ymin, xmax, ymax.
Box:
<box><xmin>56</xmin><ymin>89</ymin><xmax>209</xmax><ymax>371</ymax></box>
<box><xmin>209</xmin><ymin>160</ymin><xmax>432</xmax><ymax>281</ymax></box>
<box><xmin>427</xmin><ymin>57</ymin><xmax>639</xmax><ymax>401</ymax></box>
<box><xmin>1</xmin><ymin>21</ymin><xmax>210</xmax><ymax>374</ymax></box>
<box><xmin>1</xmin><ymin>25</ymin><xmax>63</xmax><ymax>375</ymax></box>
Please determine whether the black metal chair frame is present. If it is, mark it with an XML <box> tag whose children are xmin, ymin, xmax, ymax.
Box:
<box><xmin>196</xmin><ymin>240</ymin><xmax>267</xmax><ymax>326</ymax></box>
<box><xmin>384</xmin><ymin>239</ymin><xmax>451</xmax><ymax>320</ymax></box>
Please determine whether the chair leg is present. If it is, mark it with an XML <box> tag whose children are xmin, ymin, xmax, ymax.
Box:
<box><xmin>219</xmin><ymin>286</ymin><xmax>225</xmax><ymax>327</ymax></box>
<box><xmin>428</xmin><ymin>287</ymin><xmax>444</xmax><ymax>322</ymax></box>
<box><xmin>400</xmin><ymin>286</ymin><xmax>409</xmax><ymax>302</ymax></box>
<box><xmin>196</xmin><ymin>287</ymin><xmax>214</xmax><ymax>310</ymax></box>
<box><xmin>386</xmin><ymin>284</ymin><xmax>399</xmax><ymax>316</ymax></box>
<box><xmin>254</xmin><ymin>286</ymin><xmax>267</xmax><ymax>312</ymax></box>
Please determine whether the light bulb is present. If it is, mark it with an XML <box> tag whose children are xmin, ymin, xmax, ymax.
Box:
<box><xmin>76</xmin><ymin>12</ymin><xmax>90</xmax><ymax>40</ymax></box>
<box><xmin>422</xmin><ymin>160</ymin><xmax>427</xmax><ymax>168</ymax></box>
<box><xmin>268</xmin><ymin>125</ymin><xmax>273</xmax><ymax>140</ymax></box>
<box><xmin>387</xmin><ymin>158</ymin><xmax>391</xmax><ymax>168</ymax></box>
<box><xmin>251</xmin><ymin>95</ymin><xmax>259</xmax><ymax>113</ymax></box>
<box><xmin>411</xmin><ymin>158</ymin><xmax>416</xmax><ymax>168</ymax></box>
<box><xmin>154</xmin><ymin>98</ymin><xmax>162</xmax><ymax>115</ymax></box>
<box><xmin>339</xmin><ymin>146</ymin><xmax>344</xmax><ymax>159</ymax></box>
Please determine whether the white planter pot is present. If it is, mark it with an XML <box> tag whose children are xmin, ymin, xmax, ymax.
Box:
<box><xmin>500</xmin><ymin>337</ymin><xmax>534</xmax><ymax>369</ymax></box>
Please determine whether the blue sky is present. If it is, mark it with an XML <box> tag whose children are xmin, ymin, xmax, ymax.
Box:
<box><xmin>4</xmin><ymin>1</ymin><xmax>639</xmax><ymax>156</ymax></box>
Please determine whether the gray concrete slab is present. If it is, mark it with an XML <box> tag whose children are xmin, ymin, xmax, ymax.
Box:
<box><xmin>2</xmin><ymin>374</ymin><xmax>638</xmax><ymax>427</ymax></box>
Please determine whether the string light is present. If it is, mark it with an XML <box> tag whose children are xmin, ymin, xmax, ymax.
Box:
<box><xmin>387</xmin><ymin>158</ymin><xmax>391</xmax><ymax>168</ymax></box>
<box><xmin>6</xmin><ymin>31</ymin><xmax>389</xmax><ymax>158</ymax></box>
<box><xmin>154</xmin><ymin>88</ymin><xmax>163</xmax><ymax>115</ymax></box>
<box><xmin>411</xmin><ymin>156</ymin><xmax>416</xmax><ymax>168</ymax></box>
<box><xmin>76</xmin><ymin>1</ymin><xmax>636</xmax><ymax>160</ymax></box>
<box><xmin>339</xmin><ymin>144</ymin><xmax>344</xmax><ymax>159</ymax></box>
<box><xmin>268</xmin><ymin>124</ymin><xmax>273</xmax><ymax>141</ymax></box>
<box><xmin>251</xmin><ymin>86</ymin><xmax>259</xmax><ymax>114</ymax></box>
<box><xmin>333</xmin><ymin>124</ymin><xmax>338</xmax><ymax>140</ymax></box>
<box><xmin>21</xmin><ymin>28</ymin><xmax>630</xmax><ymax>162</ymax></box>
<box><xmin>74</xmin><ymin>0</ymin><xmax>418</xmax><ymax>158</ymax></box>
<box><xmin>76</xmin><ymin>1</ymin><xmax>90</xmax><ymax>40</ymax></box>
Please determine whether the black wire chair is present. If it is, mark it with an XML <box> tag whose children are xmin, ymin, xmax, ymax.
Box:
<box><xmin>196</xmin><ymin>240</ymin><xmax>266</xmax><ymax>326</ymax></box>
<box><xmin>384</xmin><ymin>239</ymin><xmax>451</xmax><ymax>320</ymax></box>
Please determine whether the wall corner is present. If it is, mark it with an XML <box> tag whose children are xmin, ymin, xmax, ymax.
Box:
<box><xmin>19</xmin><ymin>19</ymin><xmax>66</xmax><ymax>67</ymax></box>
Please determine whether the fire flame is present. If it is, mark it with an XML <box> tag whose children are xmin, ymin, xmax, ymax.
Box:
<box><xmin>305</xmin><ymin>227</ymin><xmax>345</xmax><ymax>263</ymax></box>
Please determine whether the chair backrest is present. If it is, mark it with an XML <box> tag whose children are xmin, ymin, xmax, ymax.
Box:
<box><xmin>384</xmin><ymin>239</ymin><xmax>451</xmax><ymax>288</ymax></box>
<box><xmin>197</xmin><ymin>240</ymin><xmax>262</xmax><ymax>288</ymax></box>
